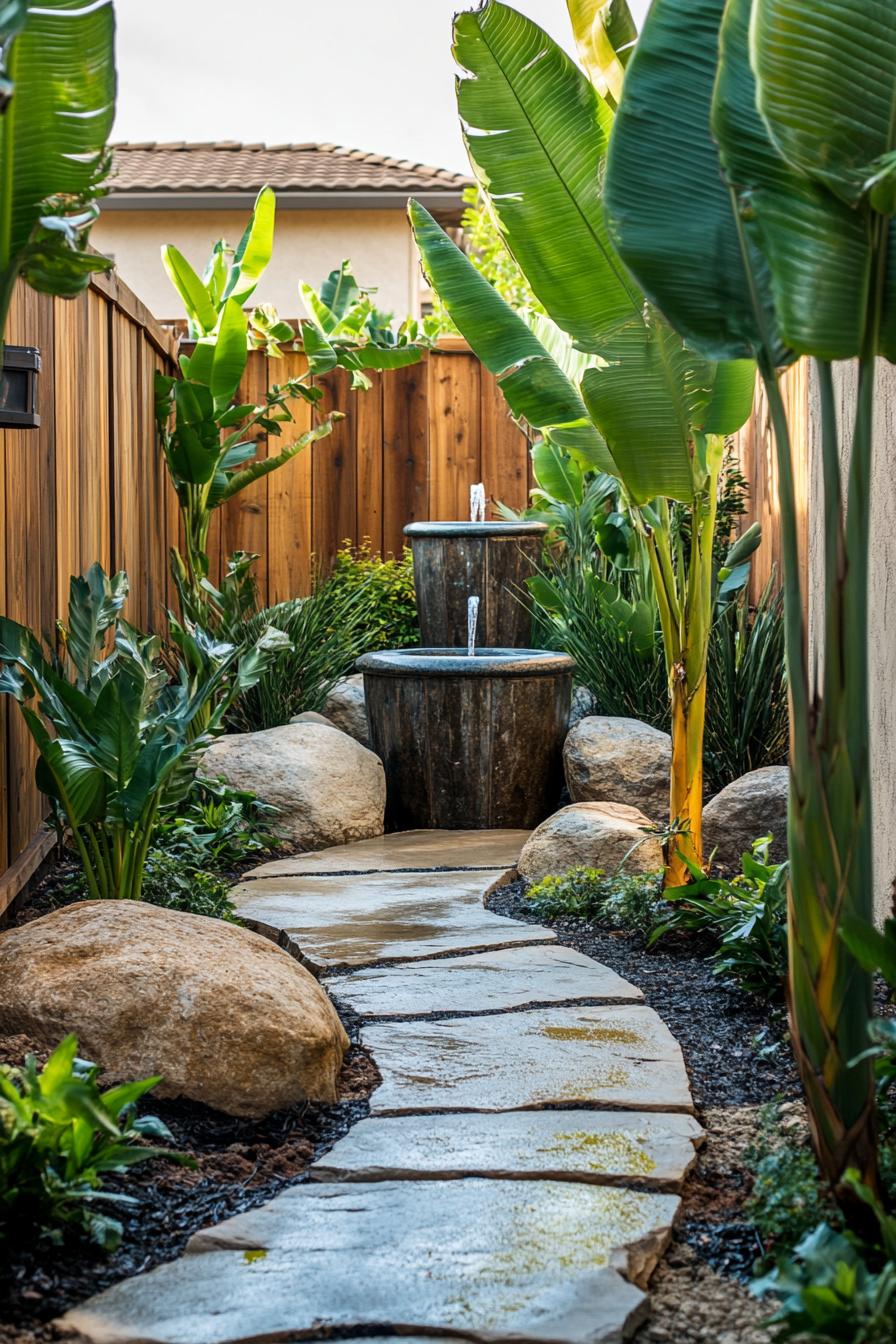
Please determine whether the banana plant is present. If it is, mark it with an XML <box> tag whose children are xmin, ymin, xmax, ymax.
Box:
<box><xmin>0</xmin><ymin>0</ymin><xmax>115</xmax><ymax>348</ymax></box>
<box><xmin>604</xmin><ymin>0</ymin><xmax>894</xmax><ymax>1226</ymax></box>
<box><xmin>410</xmin><ymin>0</ymin><xmax>755</xmax><ymax>883</ymax></box>
<box><xmin>0</xmin><ymin>565</ymin><xmax>289</xmax><ymax>902</ymax></box>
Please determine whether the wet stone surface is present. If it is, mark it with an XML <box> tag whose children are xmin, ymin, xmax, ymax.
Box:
<box><xmin>230</xmin><ymin>869</ymin><xmax>555</xmax><ymax>970</ymax></box>
<box><xmin>324</xmin><ymin>943</ymin><xmax>642</xmax><ymax>1018</ymax></box>
<box><xmin>364</xmin><ymin>1003</ymin><xmax>693</xmax><ymax>1115</ymax></box>
<box><xmin>62</xmin><ymin>1179</ymin><xmax>678</xmax><ymax>1344</ymax></box>
<box><xmin>311</xmin><ymin>1109</ymin><xmax>704</xmax><ymax>1190</ymax></box>
<box><xmin>243</xmin><ymin>827</ymin><xmax>530</xmax><ymax>878</ymax></box>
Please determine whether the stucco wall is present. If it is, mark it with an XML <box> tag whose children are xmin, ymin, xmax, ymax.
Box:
<box><xmin>808</xmin><ymin>360</ymin><xmax>896</xmax><ymax>923</ymax></box>
<box><xmin>91</xmin><ymin>208</ymin><xmax>422</xmax><ymax>323</ymax></box>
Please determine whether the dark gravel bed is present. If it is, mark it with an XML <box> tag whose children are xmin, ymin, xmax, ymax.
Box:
<box><xmin>0</xmin><ymin>1033</ymin><xmax>379</xmax><ymax>1335</ymax></box>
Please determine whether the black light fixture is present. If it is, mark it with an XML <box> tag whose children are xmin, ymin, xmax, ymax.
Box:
<box><xmin>0</xmin><ymin>345</ymin><xmax>41</xmax><ymax>429</ymax></box>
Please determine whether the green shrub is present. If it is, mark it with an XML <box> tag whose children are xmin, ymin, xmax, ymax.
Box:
<box><xmin>140</xmin><ymin>850</ymin><xmax>236</xmax><ymax>921</ymax></box>
<box><xmin>526</xmin><ymin>866</ymin><xmax>665</xmax><ymax>934</ymax></box>
<box><xmin>651</xmin><ymin>837</ymin><xmax>789</xmax><ymax>999</ymax></box>
<box><xmin>154</xmin><ymin>776</ymin><xmax>278</xmax><ymax>871</ymax></box>
<box><xmin>325</xmin><ymin>540</ymin><xmax>419</xmax><ymax>652</ymax></box>
<box><xmin>745</xmin><ymin>1108</ymin><xmax>837</xmax><ymax>1261</ymax></box>
<box><xmin>0</xmin><ymin>1035</ymin><xmax>192</xmax><ymax>1250</ymax></box>
<box><xmin>752</xmin><ymin>1177</ymin><xmax>896</xmax><ymax>1343</ymax></box>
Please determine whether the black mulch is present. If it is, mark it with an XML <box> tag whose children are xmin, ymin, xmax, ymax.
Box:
<box><xmin>488</xmin><ymin>878</ymin><xmax>801</xmax><ymax>1282</ymax></box>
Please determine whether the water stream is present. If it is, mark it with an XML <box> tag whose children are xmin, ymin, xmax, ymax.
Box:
<box><xmin>469</xmin><ymin>482</ymin><xmax>486</xmax><ymax>524</ymax></box>
<box><xmin>467</xmin><ymin>595</ymin><xmax>480</xmax><ymax>657</ymax></box>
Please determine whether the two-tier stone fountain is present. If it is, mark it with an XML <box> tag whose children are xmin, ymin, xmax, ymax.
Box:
<box><xmin>358</xmin><ymin>485</ymin><xmax>573</xmax><ymax>830</ymax></box>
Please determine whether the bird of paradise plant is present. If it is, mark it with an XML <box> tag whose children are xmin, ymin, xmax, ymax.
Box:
<box><xmin>409</xmin><ymin>0</ymin><xmax>755</xmax><ymax>884</ymax></box>
<box><xmin>604</xmin><ymin>0</ymin><xmax>895</xmax><ymax>1227</ymax></box>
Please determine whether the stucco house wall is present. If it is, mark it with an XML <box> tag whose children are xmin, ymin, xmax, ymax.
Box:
<box><xmin>92</xmin><ymin>207</ymin><xmax>423</xmax><ymax>323</ymax></box>
<box><xmin>808</xmin><ymin>360</ymin><xmax>896</xmax><ymax>924</ymax></box>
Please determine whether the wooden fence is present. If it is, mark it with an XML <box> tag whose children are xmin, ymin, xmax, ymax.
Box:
<box><xmin>0</xmin><ymin>271</ymin><xmax>808</xmax><ymax>903</ymax></box>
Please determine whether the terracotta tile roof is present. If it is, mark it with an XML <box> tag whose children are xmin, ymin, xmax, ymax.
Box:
<box><xmin>108</xmin><ymin>142</ymin><xmax>472</xmax><ymax>195</ymax></box>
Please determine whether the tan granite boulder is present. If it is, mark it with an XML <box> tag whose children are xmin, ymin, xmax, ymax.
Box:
<box><xmin>201</xmin><ymin>721</ymin><xmax>385</xmax><ymax>852</ymax></box>
<box><xmin>518</xmin><ymin>802</ymin><xmax>663</xmax><ymax>883</ymax></box>
<box><xmin>564</xmin><ymin>716</ymin><xmax>672</xmax><ymax>821</ymax></box>
<box><xmin>703</xmin><ymin>765</ymin><xmax>789</xmax><ymax>868</ymax></box>
<box><xmin>323</xmin><ymin>674</ymin><xmax>369</xmax><ymax>745</ymax></box>
<box><xmin>0</xmin><ymin>901</ymin><xmax>349</xmax><ymax>1118</ymax></box>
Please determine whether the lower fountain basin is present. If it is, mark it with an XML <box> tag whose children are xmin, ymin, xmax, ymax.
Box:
<box><xmin>358</xmin><ymin>647</ymin><xmax>574</xmax><ymax>830</ymax></box>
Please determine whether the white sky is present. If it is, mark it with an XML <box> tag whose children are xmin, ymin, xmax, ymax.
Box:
<box><xmin>113</xmin><ymin>0</ymin><xmax>650</xmax><ymax>174</ymax></box>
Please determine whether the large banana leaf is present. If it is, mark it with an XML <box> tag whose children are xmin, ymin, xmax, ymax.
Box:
<box><xmin>713</xmin><ymin>0</ymin><xmax>879</xmax><ymax>360</ymax></box>
<box><xmin>566</xmin><ymin>0</ymin><xmax>636</xmax><ymax>107</ymax></box>
<box><xmin>752</xmin><ymin>1</ymin><xmax>896</xmax><ymax>208</ymax></box>
<box><xmin>409</xmin><ymin>199</ymin><xmax>614</xmax><ymax>472</ymax></box>
<box><xmin>223</xmin><ymin>186</ymin><xmax>275</xmax><ymax>305</ymax></box>
<box><xmin>0</xmin><ymin>0</ymin><xmax>115</xmax><ymax>334</ymax></box>
<box><xmin>454</xmin><ymin>0</ymin><xmax>641</xmax><ymax>352</ymax></box>
<box><xmin>604</xmin><ymin>0</ymin><xmax>777</xmax><ymax>364</ymax></box>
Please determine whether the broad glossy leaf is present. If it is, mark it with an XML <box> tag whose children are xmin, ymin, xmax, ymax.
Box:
<box><xmin>752</xmin><ymin>0</ymin><xmax>896</xmax><ymax>207</ymax></box>
<box><xmin>605</xmin><ymin>0</ymin><xmax>773</xmax><ymax>363</ymax></box>
<box><xmin>221</xmin><ymin>417</ymin><xmax>339</xmax><ymax>501</ymax></box>
<box><xmin>455</xmin><ymin>0</ymin><xmax>641</xmax><ymax>351</ymax></box>
<box><xmin>0</xmin><ymin>0</ymin><xmax>114</xmax><ymax>303</ymax></box>
<box><xmin>162</xmin><ymin>246</ymin><xmax>217</xmax><ymax>334</ymax></box>
<box><xmin>320</xmin><ymin>261</ymin><xmax>361</xmax><ymax>322</ymax></box>
<box><xmin>713</xmin><ymin>0</ymin><xmax>870</xmax><ymax>360</ymax></box>
<box><xmin>566</xmin><ymin>0</ymin><xmax>636</xmax><ymax>107</ymax></box>
<box><xmin>66</xmin><ymin>564</ymin><xmax>129</xmax><ymax>686</ymax></box>
<box><xmin>301</xmin><ymin>321</ymin><xmax>339</xmax><ymax>375</ymax></box>
<box><xmin>344</xmin><ymin>344</ymin><xmax>423</xmax><ymax>372</ymax></box>
<box><xmin>531</xmin><ymin>440</ymin><xmax>584</xmax><ymax>506</ymax></box>
<box><xmin>25</xmin><ymin>708</ymin><xmax>107</xmax><ymax>825</ymax></box>
<box><xmin>210</xmin><ymin>298</ymin><xmax>249</xmax><ymax>404</ymax></box>
<box><xmin>93</xmin><ymin>675</ymin><xmax>141</xmax><ymax>789</ymax></box>
<box><xmin>410</xmin><ymin>199</ymin><xmax>614</xmax><ymax>473</ymax></box>
<box><xmin>300</xmin><ymin>281</ymin><xmax>338</xmax><ymax>334</ymax></box>
<box><xmin>225</xmin><ymin>186</ymin><xmax>275</xmax><ymax>305</ymax></box>
<box><xmin>171</xmin><ymin>381</ymin><xmax>220</xmax><ymax>485</ymax></box>
<box><xmin>582</xmin><ymin>313</ymin><xmax>702</xmax><ymax>504</ymax></box>
<box><xmin>700</xmin><ymin>359</ymin><xmax>756</xmax><ymax>436</ymax></box>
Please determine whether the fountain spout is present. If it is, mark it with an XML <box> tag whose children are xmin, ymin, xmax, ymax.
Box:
<box><xmin>467</xmin><ymin>595</ymin><xmax>480</xmax><ymax>657</ymax></box>
<box><xmin>470</xmin><ymin>482</ymin><xmax>486</xmax><ymax>523</ymax></box>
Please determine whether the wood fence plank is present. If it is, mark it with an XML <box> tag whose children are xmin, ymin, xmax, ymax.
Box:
<box><xmin>313</xmin><ymin>367</ymin><xmax>358</xmax><ymax>579</ymax></box>
<box><xmin>356</xmin><ymin>371</ymin><xmax>384</xmax><ymax>556</ymax></box>
<box><xmin>267</xmin><ymin>352</ymin><xmax>313</xmax><ymax>603</ymax></box>
<box><xmin>480</xmin><ymin>370</ymin><xmax>528</xmax><ymax>516</ymax></box>
<box><xmin>53</xmin><ymin>298</ymin><xmax>84</xmax><ymax>611</ymax></box>
<box><xmin>428</xmin><ymin>350</ymin><xmax>481</xmax><ymax>521</ymax></box>
<box><xmin>224</xmin><ymin>350</ymin><xmax>269</xmax><ymax>577</ymax></box>
<box><xmin>382</xmin><ymin>356</ymin><xmax>429</xmax><ymax>555</ymax></box>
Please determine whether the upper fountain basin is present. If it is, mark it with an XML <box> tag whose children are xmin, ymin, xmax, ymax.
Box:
<box><xmin>357</xmin><ymin>647</ymin><xmax>575</xmax><ymax>679</ymax></box>
<box><xmin>403</xmin><ymin>521</ymin><xmax>548</xmax><ymax>540</ymax></box>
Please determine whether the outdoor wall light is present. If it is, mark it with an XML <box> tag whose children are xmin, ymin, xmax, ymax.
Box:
<box><xmin>0</xmin><ymin>345</ymin><xmax>41</xmax><ymax>429</ymax></box>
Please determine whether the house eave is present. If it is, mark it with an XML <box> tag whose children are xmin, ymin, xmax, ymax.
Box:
<box><xmin>102</xmin><ymin>188</ymin><xmax>467</xmax><ymax>217</ymax></box>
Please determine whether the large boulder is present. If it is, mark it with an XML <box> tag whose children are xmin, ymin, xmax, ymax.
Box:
<box><xmin>564</xmin><ymin>716</ymin><xmax>672</xmax><ymax>821</ymax></box>
<box><xmin>703</xmin><ymin>766</ymin><xmax>789</xmax><ymax>869</ymax></box>
<box><xmin>202</xmin><ymin>722</ymin><xmax>385</xmax><ymax>852</ymax></box>
<box><xmin>518</xmin><ymin>802</ymin><xmax>664</xmax><ymax>884</ymax></box>
<box><xmin>0</xmin><ymin>902</ymin><xmax>349</xmax><ymax>1118</ymax></box>
<box><xmin>568</xmin><ymin>685</ymin><xmax>597</xmax><ymax>731</ymax></box>
<box><xmin>323</xmin><ymin>674</ymin><xmax>369</xmax><ymax>746</ymax></box>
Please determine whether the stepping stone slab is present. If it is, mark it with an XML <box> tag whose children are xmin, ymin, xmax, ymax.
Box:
<box><xmin>60</xmin><ymin>1178</ymin><xmax>679</xmax><ymax>1344</ymax></box>
<box><xmin>311</xmin><ymin>1110</ymin><xmax>704</xmax><ymax>1190</ymax></box>
<box><xmin>325</xmin><ymin>944</ymin><xmax>642</xmax><ymax>1018</ymax></box>
<box><xmin>245</xmin><ymin>827</ymin><xmax>530</xmax><ymax>878</ymax></box>
<box><xmin>230</xmin><ymin>870</ymin><xmax>554</xmax><ymax>971</ymax></box>
<box><xmin>364</xmin><ymin>1004</ymin><xmax>693</xmax><ymax>1114</ymax></box>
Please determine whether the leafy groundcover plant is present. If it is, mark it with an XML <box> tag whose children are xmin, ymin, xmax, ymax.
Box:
<box><xmin>325</xmin><ymin>541</ymin><xmax>419</xmax><ymax>653</ymax></box>
<box><xmin>526</xmin><ymin>867</ymin><xmax>665</xmax><ymax>936</ymax></box>
<box><xmin>0</xmin><ymin>1035</ymin><xmax>191</xmax><ymax>1250</ymax></box>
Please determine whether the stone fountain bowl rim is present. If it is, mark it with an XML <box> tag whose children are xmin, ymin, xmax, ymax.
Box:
<box><xmin>403</xmin><ymin>521</ymin><xmax>548</xmax><ymax>539</ymax></box>
<box><xmin>357</xmin><ymin>647</ymin><xmax>575</xmax><ymax>679</ymax></box>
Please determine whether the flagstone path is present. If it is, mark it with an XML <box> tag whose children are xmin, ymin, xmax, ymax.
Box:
<box><xmin>60</xmin><ymin>829</ymin><xmax>701</xmax><ymax>1344</ymax></box>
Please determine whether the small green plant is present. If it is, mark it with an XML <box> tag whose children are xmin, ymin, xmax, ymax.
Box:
<box><xmin>526</xmin><ymin>866</ymin><xmax>665</xmax><ymax>935</ymax></box>
<box><xmin>140</xmin><ymin>850</ymin><xmax>235</xmax><ymax>922</ymax></box>
<box><xmin>153</xmin><ymin>776</ymin><xmax>278</xmax><ymax>872</ymax></box>
<box><xmin>0</xmin><ymin>564</ymin><xmax>288</xmax><ymax>901</ymax></box>
<box><xmin>745</xmin><ymin>1107</ymin><xmax>838</xmax><ymax>1262</ymax></box>
<box><xmin>325</xmin><ymin>540</ymin><xmax>419</xmax><ymax>653</ymax></box>
<box><xmin>651</xmin><ymin>837</ymin><xmax>789</xmax><ymax>999</ymax></box>
<box><xmin>752</xmin><ymin>1176</ymin><xmax>896</xmax><ymax>1343</ymax></box>
<box><xmin>0</xmin><ymin>1035</ymin><xmax>192</xmax><ymax>1250</ymax></box>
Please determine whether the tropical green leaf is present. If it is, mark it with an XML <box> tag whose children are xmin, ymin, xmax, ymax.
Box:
<box><xmin>566</xmin><ymin>0</ymin><xmax>636</xmax><ymax>107</ymax></box>
<box><xmin>320</xmin><ymin>260</ymin><xmax>361</xmax><ymax>322</ymax></box>
<box><xmin>300</xmin><ymin>321</ymin><xmax>339</xmax><ymax>375</ymax></box>
<box><xmin>454</xmin><ymin>0</ymin><xmax>641</xmax><ymax>352</ymax></box>
<box><xmin>0</xmin><ymin>0</ymin><xmax>115</xmax><ymax>326</ymax></box>
<box><xmin>162</xmin><ymin>246</ymin><xmax>217</xmax><ymax>334</ymax></box>
<box><xmin>343</xmin><ymin>344</ymin><xmax>423</xmax><ymax>373</ymax></box>
<box><xmin>409</xmin><ymin>199</ymin><xmax>614</xmax><ymax>473</ymax></box>
<box><xmin>581</xmin><ymin>313</ymin><xmax>702</xmax><ymax>503</ymax></box>
<box><xmin>531</xmin><ymin>440</ymin><xmax>583</xmax><ymax>505</ymax></box>
<box><xmin>752</xmin><ymin>1</ymin><xmax>896</xmax><ymax>208</ymax></box>
<box><xmin>24</xmin><ymin>709</ymin><xmax>107</xmax><ymax>826</ymax></box>
<box><xmin>839</xmin><ymin>915</ymin><xmax>896</xmax><ymax>988</ymax></box>
<box><xmin>209</xmin><ymin>298</ymin><xmax>249</xmax><ymax>404</ymax></box>
<box><xmin>221</xmin><ymin>417</ymin><xmax>340</xmax><ymax>501</ymax></box>
<box><xmin>300</xmin><ymin>280</ymin><xmax>338</xmax><ymax>334</ymax></box>
<box><xmin>713</xmin><ymin>0</ymin><xmax>872</xmax><ymax>360</ymax></box>
<box><xmin>170</xmin><ymin>381</ymin><xmax>220</xmax><ymax>485</ymax></box>
<box><xmin>225</xmin><ymin>185</ymin><xmax>276</xmax><ymax>305</ymax></box>
<box><xmin>604</xmin><ymin>0</ymin><xmax>776</xmax><ymax>363</ymax></box>
<box><xmin>700</xmin><ymin>359</ymin><xmax>756</xmax><ymax>436</ymax></box>
<box><xmin>65</xmin><ymin>565</ymin><xmax>129</xmax><ymax>687</ymax></box>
